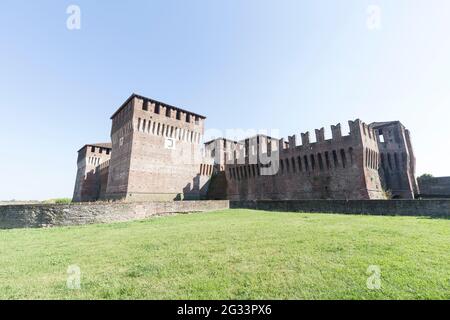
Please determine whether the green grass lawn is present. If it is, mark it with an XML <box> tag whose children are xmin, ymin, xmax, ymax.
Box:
<box><xmin>0</xmin><ymin>209</ymin><xmax>449</xmax><ymax>300</ymax></box>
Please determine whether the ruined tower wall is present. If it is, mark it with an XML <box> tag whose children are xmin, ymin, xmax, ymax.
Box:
<box><xmin>404</xmin><ymin>129</ymin><xmax>419</xmax><ymax>195</ymax></box>
<box><xmin>371</xmin><ymin>122</ymin><xmax>417</xmax><ymax>199</ymax></box>
<box><xmin>103</xmin><ymin>99</ymin><xmax>134</xmax><ymax>200</ymax></box>
<box><xmin>223</xmin><ymin>120</ymin><xmax>385</xmax><ymax>201</ymax></box>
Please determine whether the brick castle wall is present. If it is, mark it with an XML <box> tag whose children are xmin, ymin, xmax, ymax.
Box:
<box><xmin>418</xmin><ymin>177</ymin><xmax>450</xmax><ymax>198</ymax></box>
<box><xmin>72</xmin><ymin>94</ymin><xmax>418</xmax><ymax>202</ymax></box>
<box><xmin>215</xmin><ymin>119</ymin><xmax>385</xmax><ymax>201</ymax></box>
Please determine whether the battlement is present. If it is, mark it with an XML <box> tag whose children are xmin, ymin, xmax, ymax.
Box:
<box><xmin>224</xmin><ymin>119</ymin><xmax>386</xmax><ymax>201</ymax></box>
<box><xmin>76</xmin><ymin>143</ymin><xmax>112</xmax><ymax>166</ymax></box>
<box><xmin>273</xmin><ymin>119</ymin><xmax>378</xmax><ymax>153</ymax></box>
<box><xmin>111</xmin><ymin>93</ymin><xmax>206</xmax><ymax>125</ymax></box>
<box><xmin>77</xmin><ymin>143</ymin><xmax>112</xmax><ymax>154</ymax></box>
<box><xmin>113</xmin><ymin>94</ymin><xmax>207</xmax><ymax>146</ymax></box>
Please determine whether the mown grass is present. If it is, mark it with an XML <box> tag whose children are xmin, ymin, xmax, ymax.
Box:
<box><xmin>0</xmin><ymin>209</ymin><xmax>449</xmax><ymax>300</ymax></box>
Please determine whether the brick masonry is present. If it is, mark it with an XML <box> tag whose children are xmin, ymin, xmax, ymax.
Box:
<box><xmin>0</xmin><ymin>201</ymin><xmax>229</xmax><ymax>229</ymax></box>
<box><xmin>418</xmin><ymin>177</ymin><xmax>450</xmax><ymax>198</ymax></box>
<box><xmin>231</xmin><ymin>200</ymin><xmax>450</xmax><ymax>217</ymax></box>
<box><xmin>72</xmin><ymin>94</ymin><xmax>418</xmax><ymax>203</ymax></box>
<box><xmin>218</xmin><ymin>120</ymin><xmax>386</xmax><ymax>201</ymax></box>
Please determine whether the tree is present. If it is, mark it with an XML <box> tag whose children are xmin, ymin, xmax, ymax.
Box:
<box><xmin>418</xmin><ymin>174</ymin><xmax>434</xmax><ymax>181</ymax></box>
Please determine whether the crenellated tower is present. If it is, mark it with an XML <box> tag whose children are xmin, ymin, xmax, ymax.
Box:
<box><xmin>72</xmin><ymin>143</ymin><xmax>112</xmax><ymax>202</ymax></box>
<box><xmin>104</xmin><ymin>93</ymin><xmax>207</xmax><ymax>201</ymax></box>
<box><xmin>370</xmin><ymin>121</ymin><xmax>418</xmax><ymax>199</ymax></box>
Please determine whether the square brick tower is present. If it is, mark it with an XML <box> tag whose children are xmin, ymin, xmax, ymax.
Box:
<box><xmin>72</xmin><ymin>143</ymin><xmax>112</xmax><ymax>202</ymax></box>
<box><xmin>104</xmin><ymin>94</ymin><xmax>207</xmax><ymax>201</ymax></box>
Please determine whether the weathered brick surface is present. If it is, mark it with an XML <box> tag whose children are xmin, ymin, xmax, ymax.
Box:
<box><xmin>231</xmin><ymin>200</ymin><xmax>450</xmax><ymax>217</ymax></box>
<box><xmin>215</xmin><ymin>120</ymin><xmax>386</xmax><ymax>201</ymax></box>
<box><xmin>0</xmin><ymin>201</ymin><xmax>229</xmax><ymax>229</ymax></box>
<box><xmin>72</xmin><ymin>94</ymin><xmax>418</xmax><ymax>203</ymax></box>
<box><xmin>418</xmin><ymin>177</ymin><xmax>450</xmax><ymax>198</ymax></box>
<box><xmin>370</xmin><ymin>121</ymin><xmax>418</xmax><ymax>199</ymax></box>
<box><xmin>104</xmin><ymin>95</ymin><xmax>211</xmax><ymax>202</ymax></box>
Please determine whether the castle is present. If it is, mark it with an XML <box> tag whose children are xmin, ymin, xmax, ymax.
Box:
<box><xmin>73</xmin><ymin>94</ymin><xmax>418</xmax><ymax>202</ymax></box>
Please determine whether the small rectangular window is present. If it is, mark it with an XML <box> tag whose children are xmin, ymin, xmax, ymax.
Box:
<box><xmin>91</xmin><ymin>146</ymin><xmax>95</xmax><ymax>152</ymax></box>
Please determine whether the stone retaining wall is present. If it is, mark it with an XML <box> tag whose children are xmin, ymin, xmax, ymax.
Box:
<box><xmin>418</xmin><ymin>177</ymin><xmax>450</xmax><ymax>198</ymax></box>
<box><xmin>231</xmin><ymin>200</ymin><xmax>450</xmax><ymax>217</ymax></box>
<box><xmin>0</xmin><ymin>200</ymin><xmax>230</xmax><ymax>229</ymax></box>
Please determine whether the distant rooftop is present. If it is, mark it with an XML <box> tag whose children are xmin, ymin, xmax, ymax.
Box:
<box><xmin>370</xmin><ymin>121</ymin><xmax>402</xmax><ymax>129</ymax></box>
<box><xmin>204</xmin><ymin>138</ymin><xmax>241</xmax><ymax>145</ymax></box>
<box><xmin>111</xmin><ymin>93</ymin><xmax>206</xmax><ymax>120</ymax></box>
<box><xmin>78</xmin><ymin>143</ymin><xmax>112</xmax><ymax>152</ymax></box>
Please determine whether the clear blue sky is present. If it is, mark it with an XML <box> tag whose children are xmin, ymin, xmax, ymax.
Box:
<box><xmin>1</xmin><ymin>0</ymin><xmax>449</xmax><ymax>200</ymax></box>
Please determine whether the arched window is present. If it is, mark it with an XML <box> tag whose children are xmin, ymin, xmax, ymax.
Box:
<box><xmin>332</xmin><ymin>150</ymin><xmax>339</xmax><ymax>168</ymax></box>
<box><xmin>394</xmin><ymin>153</ymin><xmax>399</xmax><ymax>171</ymax></box>
<box><xmin>325</xmin><ymin>152</ymin><xmax>331</xmax><ymax>169</ymax></box>
<box><xmin>365</xmin><ymin>149</ymin><xmax>369</xmax><ymax>167</ymax></box>
<box><xmin>318</xmin><ymin>153</ymin><xmax>324</xmax><ymax>171</ymax></box>
<box><xmin>372</xmin><ymin>152</ymin><xmax>376</xmax><ymax>169</ymax></box>
<box><xmin>349</xmin><ymin>148</ymin><xmax>354</xmax><ymax>165</ymax></box>
<box><xmin>340</xmin><ymin>149</ymin><xmax>347</xmax><ymax>168</ymax></box>
<box><xmin>310</xmin><ymin>154</ymin><xmax>316</xmax><ymax>171</ymax></box>
<box><xmin>388</xmin><ymin>153</ymin><xmax>393</xmax><ymax>171</ymax></box>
